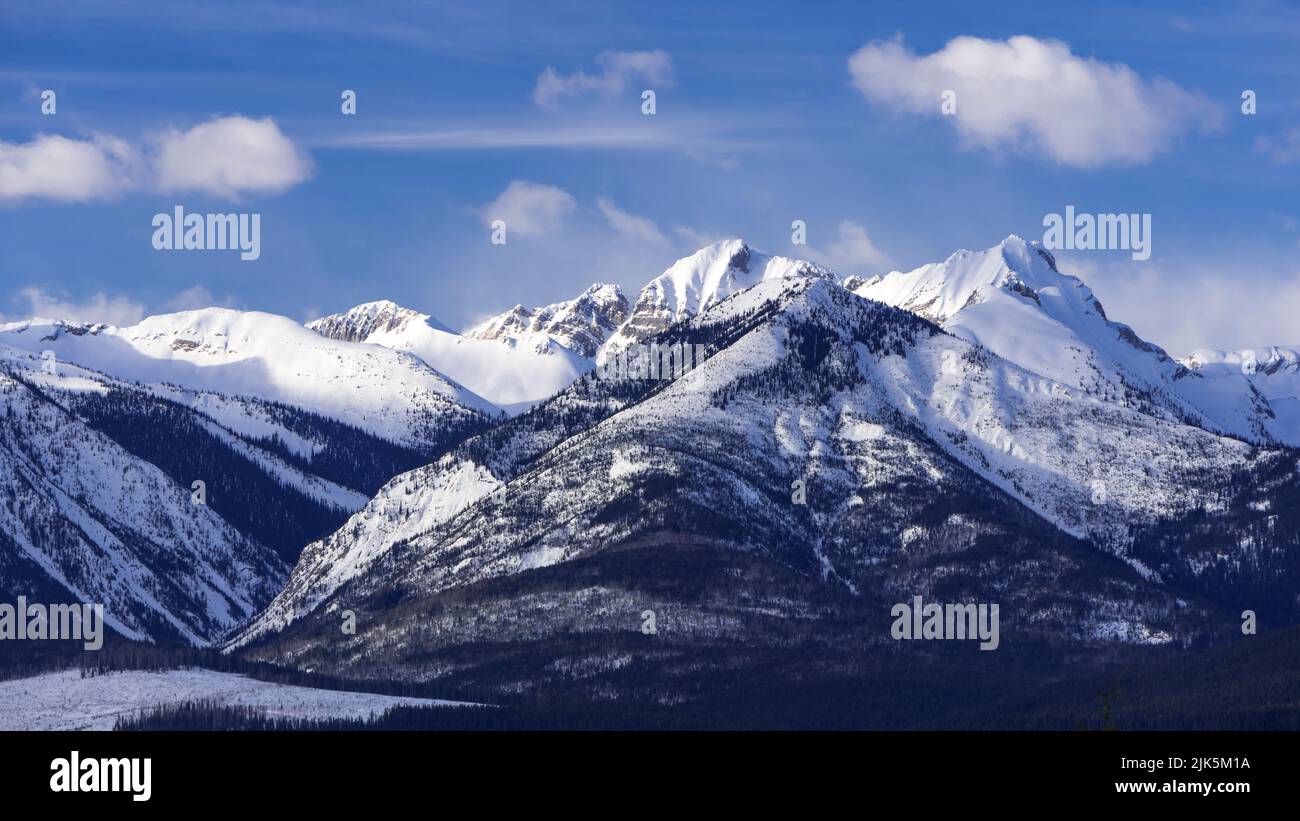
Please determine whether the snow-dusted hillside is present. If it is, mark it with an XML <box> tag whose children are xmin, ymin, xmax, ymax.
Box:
<box><xmin>0</xmin><ymin>366</ymin><xmax>288</xmax><ymax>644</ymax></box>
<box><xmin>1182</xmin><ymin>346</ymin><xmax>1300</xmax><ymax>442</ymax></box>
<box><xmin>0</xmin><ymin>668</ymin><xmax>472</xmax><ymax>730</ymax></box>
<box><xmin>852</xmin><ymin>236</ymin><xmax>1282</xmax><ymax>445</ymax></box>
<box><xmin>0</xmin><ymin>308</ymin><xmax>495</xmax><ymax>449</ymax></box>
<box><xmin>232</xmin><ymin>453</ymin><xmax>501</xmax><ymax>644</ymax></box>
<box><xmin>6</xmin><ymin>351</ymin><xmax>370</xmax><ymax>513</ymax></box>
<box><xmin>0</xmin><ymin>302</ymin><xmax>495</xmax><ymax>648</ymax></box>
<box><xmin>0</xmin><ymin>330</ymin><xmax>489</xmax><ymax>644</ymax></box>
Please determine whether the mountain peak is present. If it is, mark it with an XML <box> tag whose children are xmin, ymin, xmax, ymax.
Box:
<box><xmin>309</xmin><ymin>300</ymin><xmax>451</xmax><ymax>342</ymax></box>
<box><xmin>604</xmin><ymin>239</ymin><xmax>829</xmax><ymax>350</ymax></box>
<box><xmin>856</xmin><ymin>236</ymin><xmax>1079</xmax><ymax>328</ymax></box>
<box><xmin>853</xmin><ymin>235</ymin><xmax>1282</xmax><ymax>445</ymax></box>
<box><xmin>465</xmin><ymin>282</ymin><xmax>628</xmax><ymax>358</ymax></box>
<box><xmin>673</xmin><ymin>237</ymin><xmax>754</xmax><ymax>275</ymax></box>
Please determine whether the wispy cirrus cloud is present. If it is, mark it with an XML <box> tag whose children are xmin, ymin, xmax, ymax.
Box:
<box><xmin>0</xmin><ymin>115</ymin><xmax>312</xmax><ymax>203</ymax></box>
<box><xmin>317</xmin><ymin>118</ymin><xmax>757</xmax><ymax>155</ymax></box>
<box><xmin>1057</xmin><ymin>252</ymin><xmax>1300</xmax><ymax>354</ymax></box>
<box><xmin>1254</xmin><ymin>126</ymin><xmax>1300</xmax><ymax>164</ymax></box>
<box><xmin>848</xmin><ymin>35</ymin><xmax>1221</xmax><ymax>167</ymax></box>
<box><xmin>806</xmin><ymin>221</ymin><xmax>891</xmax><ymax>273</ymax></box>
<box><xmin>597</xmin><ymin>197</ymin><xmax>667</xmax><ymax>244</ymax></box>
<box><xmin>533</xmin><ymin>50</ymin><xmax>674</xmax><ymax>109</ymax></box>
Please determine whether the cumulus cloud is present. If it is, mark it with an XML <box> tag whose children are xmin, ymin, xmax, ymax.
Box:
<box><xmin>14</xmin><ymin>287</ymin><xmax>146</xmax><ymax>326</ymax></box>
<box><xmin>480</xmin><ymin>180</ymin><xmax>576</xmax><ymax>236</ymax></box>
<box><xmin>533</xmin><ymin>50</ymin><xmax>674</xmax><ymax>108</ymax></box>
<box><xmin>0</xmin><ymin>116</ymin><xmax>311</xmax><ymax>203</ymax></box>
<box><xmin>597</xmin><ymin>197</ymin><xmax>666</xmax><ymax>244</ymax></box>
<box><xmin>848</xmin><ymin>35</ymin><xmax>1219</xmax><ymax>167</ymax></box>
<box><xmin>153</xmin><ymin>116</ymin><xmax>313</xmax><ymax>197</ymax></box>
<box><xmin>808</xmin><ymin>221</ymin><xmax>891</xmax><ymax>273</ymax></box>
<box><xmin>0</xmin><ymin>134</ymin><xmax>142</xmax><ymax>202</ymax></box>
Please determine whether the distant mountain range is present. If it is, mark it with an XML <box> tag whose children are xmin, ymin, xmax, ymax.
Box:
<box><xmin>4</xmin><ymin>236</ymin><xmax>1300</xmax><ymax>711</ymax></box>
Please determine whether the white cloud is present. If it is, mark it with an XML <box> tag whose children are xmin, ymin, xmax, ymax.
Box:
<box><xmin>322</xmin><ymin>120</ymin><xmax>755</xmax><ymax>158</ymax></box>
<box><xmin>1254</xmin><ymin>126</ymin><xmax>1300</xmax><ymax>164</ymax></box>
<box><xmin>533</xmin><ymin>50</ymin><xmax>674</xmax><ymax>108</ymax></box>
<box><xmin>5</xmin><ymin>285</ymin><xmax>243</xmax><ymax>325</ymax></box>
<box><xmin>0</xmin><ymin>134</ymin><xmax>141</xmax><ymax>202</ymax></box>
<box><xmin>153</xmin><ymin>115</ymin><xmax>313</xmax><ymax>198</ymax></box>
<box><xmin>1057</xmin><ymin>253</ymin><xmax>1300</xmax><ymax>354</ymax></box>
<box><xmin>597</xmin><ymin>197</ymin><xmax>666</xmax><ymax>244</ymax></box>
<box><xmin>14</xmin><ymin>287</ymin><xmax>146</xmax><ymax>326</ymax></box>
<box><xmin>808</xmin><ymin>221</ymin><xmax>890</xmax><ymax>273</ymax></box>
<box><xmin>480</xmin><ymin>180</ymin><xmax>575</xmax><ymax>236</ymax></box>
<box><xmin>848</xmin><ymin>35</ymin><xmax>1219</xmax><ymax>167</ymax></box>
<box><xmin>0</xmin><ymin>116</ymin><xmax>311</xmax><ymax>203</ymax></box>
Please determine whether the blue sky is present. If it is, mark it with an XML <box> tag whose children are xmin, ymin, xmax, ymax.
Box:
<box><xmin>2</xmin><ymin>0</ymin><xmax>1299</xmax><ymax>353</ymax></box>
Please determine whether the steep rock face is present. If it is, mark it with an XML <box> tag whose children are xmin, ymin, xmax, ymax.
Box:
<box><xmin>853</xmin><ymin>236</ymin><xmax>1281</xmax><ymax>445</ymax></box>
<box><xmin>236</xmin><ymin>277</ymin><xmax>1291</xmax><ymax>700</ymax></box>
<box><xmin>464</xmin><ymin>283</ymin><xmax>628</xmax><ymax>358</ymax></box>
<box><xmin>307</xmin><ymin>300</ymin><xmax>453</xmax><ymax>343</ymax></box>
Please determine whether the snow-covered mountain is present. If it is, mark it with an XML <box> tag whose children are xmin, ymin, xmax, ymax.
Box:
<box><xmin>0</xmin><ymin>308</ymin><xmax>495</xmax><ymax>450</ymax></box>
<box><xmin>851</xmin><ymin>236</ymin><xmax>1284</xmax><ymax>445</ymax></box>
<box><xmin>0</xmin><ymin>364</ymin><xmax>288</xmax><ymax>644</ymax></box>
<box><xmin>308</xmin><ymin>289</ymin><xmax>625</xmax><ymax>413</ymax></box>
<box><xmin>235</xmin><ymin>269</ymin><xmax>1299</xmax><ymax>701</ymax></box>
<box><xmin>13</xmin><ymin>236</ymin><xmax>1300</xmax><ymax>701</ymax></box>
<box><xmin>307</xmin><ymin>299</ymin><xmax>456</xmax><ymax>343</ymax></box>
<box><xmin>0</xmin><ymin>307</ymin><xmax>497</xmax><ymax>645</ymax></box>
<box><xmin>1182</xmin><ymin>346</ymin><xmax>1300</xmax><ymax>442</ymax></box>
<box><xmin>464</xmin><ymin>283</ymin><xmax>628</xmax><ymax>358</ymax></box>
<box><xmin>602</xmin><ymin>238</ymin><xmax>832</xmax><ymax>351</ymax></box>
<box><xmin>307</xmin><ymin>242</ymin><xmax>825</xmax><ymax>413</ymax></box>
